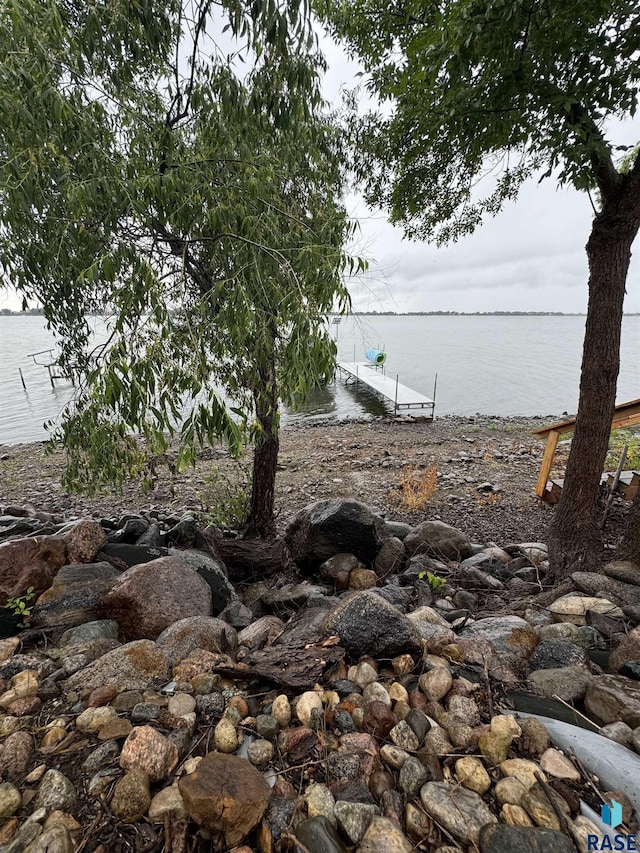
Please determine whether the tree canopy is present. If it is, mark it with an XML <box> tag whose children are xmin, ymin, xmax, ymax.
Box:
<box><xmin>320</xmin><ymin>0</ymin><xmax>639</xmax><ymax>239</ymax></box>
<box><xmin>319</xmin><ymin>0</ymin><xmax>640</xmax><ymax>573</ymax></box>
<box><xmin>0</xmin><ymin>0</ymin><xmax>359</xmax><ymax>534</ymax></box>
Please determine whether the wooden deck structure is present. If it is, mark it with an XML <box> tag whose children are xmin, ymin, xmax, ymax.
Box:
<box><xmin>337</xmin><ymin>362</ymin><xmax>435</xmax><ymax>418</ymax></box>
<box><xmin>532</xmin><ymin>398</ymin><xmax>640</xmax><ymax>501</ymax></box>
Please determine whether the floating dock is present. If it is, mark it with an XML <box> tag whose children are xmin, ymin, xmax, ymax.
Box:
<box><xmin>338</xmin><ymin>362</ymin><xmax>435</xmax><ymax>418</ymax></box>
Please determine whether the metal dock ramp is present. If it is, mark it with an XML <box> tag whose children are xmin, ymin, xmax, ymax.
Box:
<box><xmin>338</xmin><ymin>362</ymin><xmax>435</xmax><ymax>418</ymax></box>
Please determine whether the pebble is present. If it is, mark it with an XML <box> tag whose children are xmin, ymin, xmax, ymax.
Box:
<box><xmin>111</xmin><ymin>769</ymin><xmax>151</xmax><ymax>821</ymax></box>
<box><xmin>305</xmin><ymin>783</ymin><xmax>337</xmax><ymax>825</ymax></box>
<box><xmin>271</xmin><ymin>695</ymin><xmax>291</xmax><ymax>727</ymax></box>
<box><xmin>214</xmin><ymin>717</ymin><xmax>239</xmax><ymax>753</ymax></box>
<box><xmin>389</xmin><ymin>720</ymin><xmax>420</xmax><ymax>751</ymax></box>
<box><xmin>296</xmin><ymin>815</ymin><xmax>347</xmax><ymax>853</ymax></box>
<box><xmin>501</xmin><ymin>803</ymin><xmax>534</xmax><ymax>826</ymax></box>
<box><xmin>256</xmin><ymin>713</ymin><xmax>280</xmax><ymax>741</ymax></box>
<box><xmin>380</xmin><ymin>744</ymin><xmax>409</xmax><ymax>770</ymax></box>
<box><xmin>75</xmin><ymin>705</ymin><xmax>119</xmax><ymax>734</ymax></box>
<box><xmin>358</xmin><ymin>815</ymin><xmax>414</xmax><ymax>852</ymax></box>
<box><xmin>539</xmin><ymin>748</ymin><xmax>580</xmax><ymax>781</ymax></box>
<box><xmin>419</xmin><ymin>667</ymin><xmax>453</xmax><ymax>702</ymax></box>
<box><xmin>362</xmin><ymin>681</ymin><xmax>392</xmax><ymax>707</ymax></box>
<box><xmin>296</xmin><ymin>691</ymin><xmax>323</xmax><ymax>726</ymax></box>
<box><xmin>500</xmin><ymin>758</ymin><xmax>546</xmax><ymax>790</ymax></box>
<box><xmin>455</xmin><ymin>756</ymin><xmax>491</xmax><ymax>794</ymax></box>
<box><xmin>334</xmin><ymin>801</ymin><xmax>379</xmax><ymax>845</ymax></box>
<box><xmin>120</xmin><ymin>725</ymin><xmax>179</xmax><ymax>781</ymax></box>
<box><xmin>148</xmin><ymin>784</ymin><xmax>188</xmax><ymax>823</ymax></box>
<box><xmin>33</xmin><ymin>769</ymin><xmax>77</xmax><ymax>812</ymax></box>
<box><xmin>247</xmin><ymin>738</ymin><xmax>274</xmax><ymax>766</ymax></box>
<box><xmin>398</xmin><ymin>757</ymin><xmax>427</xmax><ymax>795</ymax></box>
<box><xmin>0</xmin><ymin>782</ymin><xmax>21</xmax><ymax>819</ymax></box>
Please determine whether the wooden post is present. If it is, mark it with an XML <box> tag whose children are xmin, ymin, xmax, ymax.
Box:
<box><xmin>535</xmin><ymin>430</ymin><xmax>560</xmax><ymax>497</ymax></box>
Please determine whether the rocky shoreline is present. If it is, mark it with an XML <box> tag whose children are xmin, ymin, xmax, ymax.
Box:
<box><xmin>1</xmin><ymin>494</ymin><xmax>640</xmax><ymax>853</ymax></box>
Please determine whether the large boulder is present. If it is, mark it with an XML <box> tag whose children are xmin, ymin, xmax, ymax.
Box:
<box><xmin>156</xmin><ymin>616</ymin><xmax>238</xmax><ymax>666</ymax></box>
<box><xmin>403</xmin><ymin>521</ymin><xmax>473</xmax><ymax>562</ymax></box>
<box><xmin>459</xmin><ymin>616</ymin><xmax>538</xmax><ymax>670</ymax></box>
<box><xmin>321</xmin><ymin>591</ymin><xmax>422</xmax><ymax>659</ymax></box>
<box><xmin>179</xmin><ymin>753</ymin><xmax>271</xmax><ymax>847</ymax></box>
<box><xmin>64</xmin><ymin>639</ymin><xmax>170</xmax><ymax>693</ymax></box>
<box><xmin>98</xmin><ymin>556</ymin><xmax>212</xmax><ymax>641</ymax></box>
<box><xmin>0</xmin><ymin>535</ymin><xmax>67</xmax><ymax>602</ymax></box>
<box><xmin>549</xmin><ymin>594</ymin><xmax>624</xmax><ymax>626</ymax></box>
<box><xmin>167</xmin><ymin>549</ymin><xmax>236</xmax><ymax>615</ymax></box>
<box><xmin>31</xmin><ymin>562</ymin><xmax>120</xmax><ymax>629</ymax></box>
<box><xmin>285</xmin><ymin>499</ymin><xmax>388</xmax><ymax>570</ymax></box>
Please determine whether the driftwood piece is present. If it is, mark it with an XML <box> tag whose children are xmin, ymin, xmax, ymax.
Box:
<box><xmin>208</xmin><ymin>638</ymin><xmax>345</xmax><ymax>689</ymax></box>
<box><xmin>217</xmin><ymin>535</ymin><xmax>292</xmax><ymax>581</ymax></box>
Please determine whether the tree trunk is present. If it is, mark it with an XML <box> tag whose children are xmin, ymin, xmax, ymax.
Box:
<box><xmin>245</xmin><ymin>412</ymin><xmax>279</xmax><ymax>539</ymax></box>
<box><xmin>548</xmin><ymin>192</ymin><xmax>640</xmax><ymax>580</ymax></box>
<box><xmin>617</xmin><ymin>487</ymin><xmax>640</xmax><ymax>564</ymax></box>
<box><xmin>244</xmin><ymin>336</ymin><xmax>280</xmax><ymax>539</ymax></box>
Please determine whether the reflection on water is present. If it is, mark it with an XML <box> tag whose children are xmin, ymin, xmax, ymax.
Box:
<box><xmin>283</xmin><ymin>378</ymin><xmax>389</xmax><ymax>424</ymax></box>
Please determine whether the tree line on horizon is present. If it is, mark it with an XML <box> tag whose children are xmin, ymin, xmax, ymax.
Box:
<box><xmin>0</xmin><ymin>0</ymin><xmax>638</xmax><ymax>574</ymax></box>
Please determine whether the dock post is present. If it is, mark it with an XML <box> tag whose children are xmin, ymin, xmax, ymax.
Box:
<box><xmin>395</xmin><ymin>374</ymin><xmax>399</xmax><ymax>414</ymax></box>
<box><xmin>18</xmin><ymin>368</ymin><xmax>26</xmax><ymax>390</ymax></box>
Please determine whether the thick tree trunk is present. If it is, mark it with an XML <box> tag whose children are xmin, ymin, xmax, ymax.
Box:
<box><xmin>617</xmin><ymin>487</ymin><xmax>640</xmax><ymax>564</ymax></box>
<box><xmin>548</xmin><ymin>197</ymin><xmax>639</xmax><ymax>580</ymax></box>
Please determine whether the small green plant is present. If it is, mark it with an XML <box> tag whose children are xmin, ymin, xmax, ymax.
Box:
<box><xmin>198</xmin><ymin>465</ymin><xmax>251</xmax><ymax>530</ymax></box>
<box><xmin>418</xmin><ymin>570</ymin><xmax>446</xmax><ymax>591</ymax></box>
<box><xmin>3</xmin><ymin>586</ymin><xmax>36</xmax><ymax>627</ymax></box>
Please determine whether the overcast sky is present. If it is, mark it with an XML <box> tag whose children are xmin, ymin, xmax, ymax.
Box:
<box><xmin>319</xmin><ymin>34</ymin><xmax>640</xmax><ymax>315</ymax></box>
<box><xmin>1</xmin><ymin>27</ymin><xmax>639</xmax><ymax>315</ymax></box>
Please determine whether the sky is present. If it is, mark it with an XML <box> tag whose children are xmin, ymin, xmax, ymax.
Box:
<box><xmin>318</xmin><ymin>34</ymin><xmax>640</xmax><ymax>315</ymax></box>
<box><xmin>1</xmin><ymin>25</ymin><xmax>639</xmax><ymax>315</ymax></box>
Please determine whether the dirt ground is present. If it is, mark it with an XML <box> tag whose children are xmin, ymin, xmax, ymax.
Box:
<box><xmin>0</xmin><ymin>414</ymin><xmax>578</xmax><ymax>546</ymax></box>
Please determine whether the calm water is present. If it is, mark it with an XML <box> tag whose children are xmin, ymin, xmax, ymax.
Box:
<box><xmin>1</xmin><ymin>314</ymin><xmax>638</xmax><ymax>444</ymax></box>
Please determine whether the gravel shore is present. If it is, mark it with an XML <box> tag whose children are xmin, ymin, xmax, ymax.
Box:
<box><xmin>1</xmin><ymin>415</ymin><xmax>565</xmax><ymax>544</ymax></box>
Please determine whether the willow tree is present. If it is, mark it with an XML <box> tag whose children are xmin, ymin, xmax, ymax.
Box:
<box><xmin>319</xmin><ymin>0</ymin><xmax>640</xmax><ymax>577</ymax></box>
<box><xmin>0</xmin><ymin>0</ymin><xmax>358</xmax><ymax>539</ymax></box>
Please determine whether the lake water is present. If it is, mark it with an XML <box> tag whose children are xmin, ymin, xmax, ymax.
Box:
<box><xmin>1</xmin><ymin>314</ymin><xmax>638</xmax><ymax>444</ymax></box>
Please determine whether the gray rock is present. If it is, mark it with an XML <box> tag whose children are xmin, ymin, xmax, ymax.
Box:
<box><xmin>404</xmin><ymin>521</ymin><xmax>473</xmax><ymax>562</ymax></box>
<box><xmin>261</xmin><ymin>583</ymin><xmax>330</xmax><ymax>613</ymax></box>
<box><xmin>167</xmin><ymin>548</ymin><xmax>236</xmax><ymax>615</ymax></box>
<box><xmin>322</xmin><ymin>591</ymin><xmax>422</xmax><ymax>659</ymax></box>
<box><xmin>399</xmin><ymin>757</ymin><xmax>427</xmax><ymax>795</ymax></box>
<box><xmin>164</xmin><ymin>515</ymin><xmax>198</xmax><ymax>548</ymax></box>
<box><xmin>458</xmin><ymin>564</ymin><xmax>505</xmax><ymax>590</ymax></box>
<box><xmin>584</xmin><ymin>674</ymin><xmax>640</xmax><ymax>727</ymax></box>
<box><xmin>359</xmin><ymin>815</ymin><xmax>413</xmax><ymax>853</ymax></box>
<box><xmin>528</xmin><ymin>640</ymin><xmax>589</xmax><ymax>671</ymax></box>
<box><xmin>31</xmin><ymin>562</ymin><xmax>121</xmax><ymax>630</ymax></box>
<box><xmin>420</xmin><ymin>781</ymin><xmax>497</xmax><ymax>845</ymax></box>
<box><xmin>571</xmin><ymin>571</ymin><xmax>640</xmax><ymax>605</ymax></box>
<box><xmin>156</xmin><ymin>616</ymin><xmax>238</xmax><ymax>666</ymax></box>
<box><xmin>98</xmin><ymin>556</ymin><xmax>213</xmax><ymax>641</ymax></box>
<box><xmin>527</xmin><ymin>665</ymin><xmax>592</xmax><ymax>703</ymax></box>
<box><xmin>479</xmin><ymin>824</ymin><xmax>576</xmax><ymax>852</ymax></box>
<box><xmin>296</xmin><ymin>816</ymin><xmax>347</xmax><ymax>853</ymax></box>
<box><xmin>34</xmin><ymin>769</ymin><xmax>77</xmax><ymax>812</ymax></box>
<box><xmin>603</xmin><ymin>560</ymin><xmax>640</xmax><ymax>588</ymax></box>
<box><xmin>64</xmin><ymin>639</ymin><xmax>169</xmax><ymax>693</ymax></box>
<box><xmin>285</xmin><ymin>499</ymin><xmax>389</xmax><ymax>570</ymax></box>
<box><xmin>276</xmin><ymin>608</ymin><xmax>328</xmax><ymax>645</ymax></box>
<box><xmin>382</xmin><ymin>520</ymin><xmax>412</xmax><ymax>540</ymax></box>
<box><xmin>59</xmin><ymin>619</ymin><xmax>119</xmax><ymax>646</ymax></box>
<box><xmin>460</xmin><ymin>616</ymin><xmax>538</xmax><ymax>667</ymax></box>
<box><xmin>334</xmin><ymin>801</ymin><xmax>378</xmax><ymax>845</ymax></box>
